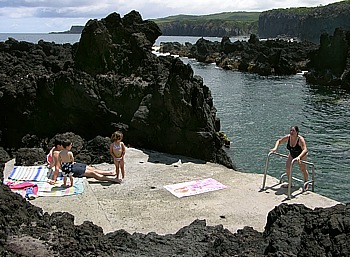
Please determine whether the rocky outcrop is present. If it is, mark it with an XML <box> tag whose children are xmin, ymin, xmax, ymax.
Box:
<box><xmin>160</xmin><ymin>35</ymin><xmax>318</xmax><ymax>76</ymax></box>
<box><xmin>160</xmin><ymin>29</ymin><xmax>350</xmax><ymax>90</ymax></box>
<box><xmin>258</xmin><ymin>1</ymin><xmax>350</xmax><ymax>43</ymax></box>
<box><xmin>0</xmin><ymin>170</ymin><xmax>349</xmax><ymax>256</ymax></box>
<box><xmin>305</xmin><ymin>28</ymin><xmax>350</xmax><ymax>90</ymax></box>
<box><xmin>0</xmin><ymin>11</ymin><xmax>233</xmax><ymax>168</ymax></box>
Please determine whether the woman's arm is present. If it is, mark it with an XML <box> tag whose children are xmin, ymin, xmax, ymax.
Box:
<box><xmin>270</xmin><ymin>135</ymin><xmax>289</xmax><ymax>152</ymax></box>
<box><xmin>296</xmin><ymin>136</ymin><xmax>308</xmax><ymax>161</ymax></box>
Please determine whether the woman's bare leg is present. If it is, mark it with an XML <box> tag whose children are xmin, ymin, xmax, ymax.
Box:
<box><xmin>84</xmin><ymin>170</ymin><xmax>121</xmax><ymax>183</ymax></box>
<box><xmin>299</xmin><ymin>155</ymin><xmax>309</xmax><ymax>190</ymax></box>
<box><xmin>85</xmin><ymin>166</ymin><xmax>116</xmax><ymax>176</ymax></box>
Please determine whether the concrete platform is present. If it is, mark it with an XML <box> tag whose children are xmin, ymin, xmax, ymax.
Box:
<box><xmin>4</xmin><ymin>148</ymin><xmax>340</xmax><ymax>235</ymax></box>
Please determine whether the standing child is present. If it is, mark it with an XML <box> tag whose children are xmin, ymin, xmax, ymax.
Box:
<box><xmin>110</xmin><ymin>131</ymin><xmax>126</xmax><ymax>181</ymax></box>
<box><xmin>59</xmin><ymin>140</ymin><xmax>75</xmax><ymax>187</ymax></box>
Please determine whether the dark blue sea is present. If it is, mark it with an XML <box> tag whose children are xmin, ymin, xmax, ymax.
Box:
<box><xmin>1</xmin><ymin>33</ymin><xmax>349</xmax><ymax>203</ymax></box>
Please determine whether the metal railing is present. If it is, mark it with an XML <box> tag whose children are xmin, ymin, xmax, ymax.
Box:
<box><xmin>261</xmin><ymin>152</ymin><xmax>315</xmax><ymax>199</ymax></box>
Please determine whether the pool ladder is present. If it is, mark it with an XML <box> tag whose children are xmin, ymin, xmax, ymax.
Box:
<box><xmin>261</xmin><ymin>152</ymin><xmax>315</xmax><ymax>199</ymax></box>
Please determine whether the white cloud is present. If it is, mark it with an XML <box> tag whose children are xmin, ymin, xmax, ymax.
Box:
<box><xmin>0</xmin><ymin>0</ymin><xmax>342</xmax><ymax>32</ymax></box>
<box><xmin>0</xmin><ymin>7</ymin><xmax>36</xmax><ymax>18</ymax></box>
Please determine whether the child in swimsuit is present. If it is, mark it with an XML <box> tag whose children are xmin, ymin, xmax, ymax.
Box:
<box><xmin>59</xmin><ymin>140</ymin><xmax>74</xmax><ymax>187</ymax></box>
<box><xmin>110</xmin><ymin>131</ymin><xmax>126</xmax><ymax>181</ymax></box>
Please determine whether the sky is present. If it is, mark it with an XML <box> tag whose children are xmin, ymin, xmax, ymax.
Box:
<box><xmin>0</xmin><ymin>0</ymin><xmax>343</xmax><ymax>33</ymax></box>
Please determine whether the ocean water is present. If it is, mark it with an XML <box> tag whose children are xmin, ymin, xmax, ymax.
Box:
<box><xmin>1</xmin><ymin>33</ymin><xmax>349</xmax><ymax>203</ymax></box>
<box><xmin>186</xmin><ymin>60</ymin><xmax>350</xmax><ymax>203</ymax></box>
<box><xmin>0</xmin><ymin>33</ymin><xmax>81</xmax><ymax>44</ymax></box>
<box><xmin>0</xmin><ymin>33</ymin><xmax>244</xmax><ymax>45</ymax></box>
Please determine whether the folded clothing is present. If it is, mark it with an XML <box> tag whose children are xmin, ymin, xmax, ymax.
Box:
<box><xmin>6</xmin><ymin>181</ymin><xmax>38</xmax><ymax>200</ymax></box>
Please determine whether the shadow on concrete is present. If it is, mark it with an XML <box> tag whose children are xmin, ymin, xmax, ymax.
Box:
<box><xmin>142</xmin><ymin>149</ymin><xmax>206</xmax><ymax>165</ymax></box>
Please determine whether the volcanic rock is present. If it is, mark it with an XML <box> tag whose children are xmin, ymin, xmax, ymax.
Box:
<box><xmin>160</xmin><ymin>35</ymin><xmax>318</xmax><ymax>76</ymax></box>
<box><xmin>305</xmin><ymin>28</ymin><xmax>350</xmax><ymax>89</ymax></box>
<box><xmin>0</xmin><ymin>11</ymin><xmax>233</xmax><ymax>168</ymax></box>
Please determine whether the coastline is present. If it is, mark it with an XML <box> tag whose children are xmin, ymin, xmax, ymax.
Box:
<box><xmin>4</xmin><ymin>147</ymin><xmax>340</xmax><ymax>235</ymax></box>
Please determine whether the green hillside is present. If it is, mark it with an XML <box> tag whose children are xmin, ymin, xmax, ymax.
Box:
<box><xmin>268</xmin><ymin>0</ymin><xmax>350</xmax><ymax>13</ymax></box>
<box><xmin>150</xmin><ymin>12</ymin><xmax>260</xmax><ymax>24</ymax></box>
<box><xmin>149</xmin><ymin>12</ymin><xmax>260</xmax><ymax>36</ymax></box>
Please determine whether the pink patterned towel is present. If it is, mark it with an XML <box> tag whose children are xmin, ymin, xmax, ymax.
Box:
<box><xmin>164</xmin><ymin>178</ymin><xmax>227</xmax><ymax>198</ymax></box>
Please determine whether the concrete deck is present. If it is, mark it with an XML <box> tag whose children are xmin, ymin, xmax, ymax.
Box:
<box><xmin>4</xmin><ymin>148</ymin><xmax>340</xmax><ymax>235</ymax></box>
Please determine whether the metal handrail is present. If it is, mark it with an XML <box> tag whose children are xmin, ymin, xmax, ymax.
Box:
<box><xmin>261</xmin><ymin>151</ymin><xmax>315</xmax><ymax>199</ymax></box>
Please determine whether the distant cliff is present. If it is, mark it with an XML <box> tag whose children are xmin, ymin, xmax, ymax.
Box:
<box><xmin>258</xmin><ymin>1</ymin><xmax>350</xmax><ymax>43</ymax></box>
<box><xmin>156</xmin><ymin>21</ymin><xmax>257</xmax><ymax>37</ymax></box>
<box><xmin>153</xmin><ymin>12</ymin><xmax>259</xmax><ymax>37</ymax></box>
<box><xmin>49</xmin><ymin>25</ymin><xmax>84</xmax><ymax>34</ymax></box>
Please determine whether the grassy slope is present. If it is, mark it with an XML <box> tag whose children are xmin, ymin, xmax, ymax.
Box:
<box><xmin>266</xmin><ymin>0</ymin><xmax>350</xmax><ymax>13</ymax></box>
<box><xmin>150</xmin><ymin>12</ymin><xmax>261</xmax><ymax>24</ymax></box>
<box><xmin>150</xmin><ymin>0</ymin><xmax>350</xmax><ymax>23</ymax></box>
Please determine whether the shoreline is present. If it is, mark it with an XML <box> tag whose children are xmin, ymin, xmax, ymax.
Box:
<box><xmin>4</xmin><ymin>147</ymin><xmax>340</xmax><ymax>235</ymax></box>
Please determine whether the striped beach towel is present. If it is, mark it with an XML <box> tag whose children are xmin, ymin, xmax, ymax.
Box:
<box><xmin>6</xmin><ymin>165</ymin><xmax>84</xmax><ymax>197</ymax></box>
<box><xmin>8</xmin><ymin>165</ymin><xmax>50</xmax><ymax>181</ymax></box>
<box><xmin>36</xmin><ymin>179</ymin><xmax>84</xmax><ymax>197</ymax></box>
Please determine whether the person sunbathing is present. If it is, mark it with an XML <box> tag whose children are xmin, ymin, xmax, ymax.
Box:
<box><xmin>47</xmin><ymin>139</ymin><xmax>121</xmax><ymax>185</ymax></box>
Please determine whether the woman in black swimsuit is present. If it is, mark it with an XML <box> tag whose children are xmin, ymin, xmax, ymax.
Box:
<box><xmin>270</xmin><ymin>126</ymin><xmax>309</xmax><ymax>189</ymax></box>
